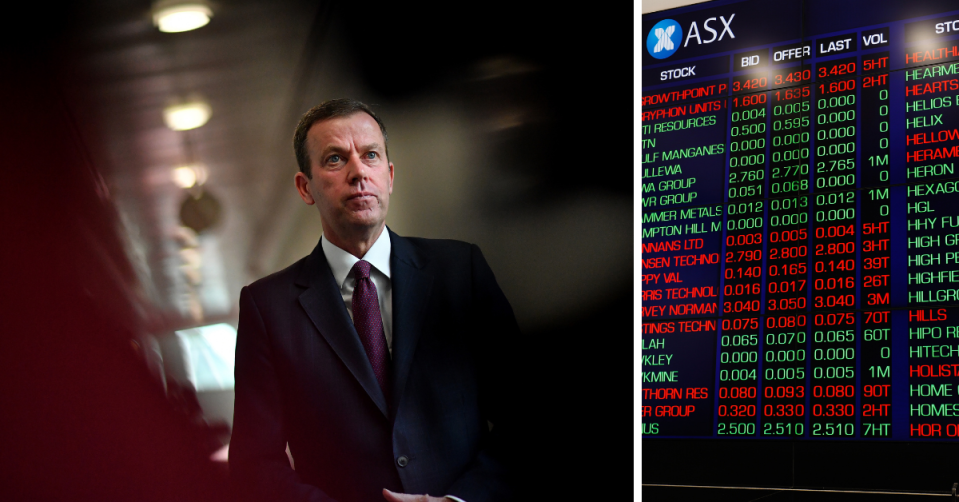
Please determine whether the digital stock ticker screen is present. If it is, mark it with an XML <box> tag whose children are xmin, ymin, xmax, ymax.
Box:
<box><xmin>641</xmin><ymin>0</ymin><xmax>959</xmax><ymax>441</ymax></box>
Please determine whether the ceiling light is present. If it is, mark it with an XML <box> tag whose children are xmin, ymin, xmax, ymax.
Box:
<box><xmin>172</xmin><ymin>164</ymin><xmax>208</xmax><ymax>188</ymax></box>
<box><xmin>164</xmin><ymin>102</ymin><xmax>211</xmax><ymax>131</ymax></box>
<box><xmin>153</xmin><ymin>4</ymin><xmax>212</xmax><ymax>33</ymax></box>
<box><xmin>173</xmin><ymin>166</ymin><xmax>198</xmax><ymax>188</ymax></box>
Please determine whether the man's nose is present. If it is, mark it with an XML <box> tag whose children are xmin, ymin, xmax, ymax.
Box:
<box><xmin>346</xmin><ymin>154</ymin><xmax>368</xmax><ymax>183</ymax></box>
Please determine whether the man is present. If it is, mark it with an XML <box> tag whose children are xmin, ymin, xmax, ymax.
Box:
<box><xmin>230</xmin><ymin>99</ymin><xmax>520</xmax><ymax>502</ymax></box>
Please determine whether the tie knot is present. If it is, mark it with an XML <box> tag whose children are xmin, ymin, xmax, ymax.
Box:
<box><xmin>352</xmin><ymin>260</ymin><xmax>373</xmax><ymax>280</ymax></box>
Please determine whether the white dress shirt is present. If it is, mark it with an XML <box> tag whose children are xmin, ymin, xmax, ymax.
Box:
<box><xmin>321</xmin><ymin>230</ymin><xmax>393</xmax><ymax>356</ymax></box>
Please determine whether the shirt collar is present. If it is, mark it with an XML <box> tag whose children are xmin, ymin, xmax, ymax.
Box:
<box><xmin>321</xmin><ymin>228</ymin><xmax>392</xmax><ymax>288</ymax></box>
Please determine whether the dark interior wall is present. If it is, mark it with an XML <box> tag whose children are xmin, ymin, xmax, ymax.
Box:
<box><xmin>332</xmin><ymin>0</ymin><xmax>635</xmax><ymax>199</ymax></box>
<box><xmin>514</xmin><ymin>292</ymin><xmax>634</xmax><ymax>498</ymax></box>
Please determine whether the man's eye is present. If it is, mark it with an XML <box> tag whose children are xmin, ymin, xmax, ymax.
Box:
<box><xmin>328</xmin><ymin>154</ymin><xmax>341</xmax><ymax>163</ymax></box>
<box><xmin>366</xmin><ymin>152</ymin><xmax>377</xmax><ymax>159</ymax></box>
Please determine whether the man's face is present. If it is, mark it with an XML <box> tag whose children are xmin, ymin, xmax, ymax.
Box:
<box><xmin>297</xmin><ymin>112</ymin><xmax>393</xmax><ymax>240</ymax></box>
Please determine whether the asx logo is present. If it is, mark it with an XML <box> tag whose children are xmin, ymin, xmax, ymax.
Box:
<box><xmin>647</xmin><ymin>19</ymin><xmax>682</xmax><ymax>59</ymax></box>
<box><xmin>647</xmin><ymin>14</ymin><xmax>736</xmax><ymax>60</ymax></box>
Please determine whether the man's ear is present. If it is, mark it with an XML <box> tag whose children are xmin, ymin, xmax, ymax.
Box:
<box><xmin>388</xmin><ymin>162</ymin><xmax>394</xmax><ymax>194</ymax></box>
<box><xmin>294</xmin><ymin>171</ymin><xmax>315</xmax><ymax>205</ymax></box>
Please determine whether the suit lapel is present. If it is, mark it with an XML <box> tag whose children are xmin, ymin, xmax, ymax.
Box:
<box><xmin>296</xmin><ymin>240</ymin><xmax>389</xmax><ymax>418</ymax></box>
<box><xmin>388</xmin><ymin>229</ymin><xmax>433</xmax><ymax>416</ymax></box>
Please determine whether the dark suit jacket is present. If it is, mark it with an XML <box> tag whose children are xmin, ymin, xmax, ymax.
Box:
<box><xmin>230</xmin><ymin>229</ymin><xmax>519</xmax><ymax>502</ymax></box>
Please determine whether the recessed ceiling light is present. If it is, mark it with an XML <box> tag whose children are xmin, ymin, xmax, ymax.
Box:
<box><xmin>164</xmin><ymin>102</ymin><xmax>211</xmax><ymax>131</ymax></box>
<box><xmin>173</xmin><ymin>166</ymin><xmax>198</xmax><ymax>188</ymax></box>
<box><xmin>153</xmin><ymin>4</ymin><xmax>212</xmax><ymax>33</ymax></box>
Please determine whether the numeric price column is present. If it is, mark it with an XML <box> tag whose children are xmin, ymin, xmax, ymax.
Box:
<box><xmin>767</xmin><ymin>65</ymin><xmax>813</xmax><ymax>315</ymax></box>
<box><xmin>812</xmin><ymin>56</ymin><xmax>859</xmax><ymax>312</ymax></box>
<box><xmin>810</xmin><ymin>57</ymin><xmax>860</xmax><ymax>438</ymax></box>
<box><xmin>723</xmin><ymin>80</ymin><xmax>770</xmax><ymax>318</ymax></box>
<box><xmin>727</xmin><ymin>77</ymin><xmax>770</xmax><ymax>202</ymax></box>
<box><xmin>716</xmin><ymin>317</ymin><xmax>760</xmax><ymax>436</ymax></box>
<box><xmin>760</xmin><ymin>313</ymin><xmax>808</xmax><ymax>437</ymax></box>
<box><xmin>810</xmin><ymin>312</ymin><xmax>857</xmax><ymax>437</ymax></box>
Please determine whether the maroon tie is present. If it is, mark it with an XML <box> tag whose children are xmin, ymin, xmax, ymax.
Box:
<box><xmin>350</xmin><ymin>260</ymin><xmax>390</xmax><ymax>402</ymax></box>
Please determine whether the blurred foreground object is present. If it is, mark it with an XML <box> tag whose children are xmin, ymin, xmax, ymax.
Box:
<box><xmin>0</xmin><ymin>14</ymin><xmax>227</xmax><ymax>502</ymax></box>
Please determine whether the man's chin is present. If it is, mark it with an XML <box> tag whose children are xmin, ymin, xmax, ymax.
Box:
<box><xmin>343</xmin><ymin>213</ymin><xmax>385</xmax><ymax>232</ymax></box>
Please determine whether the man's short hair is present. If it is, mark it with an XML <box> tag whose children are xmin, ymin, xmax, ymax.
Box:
<box><xmin>293</xmin><ymin>98</ymin><xmax>389</xmax><ymax>178</ymax></box>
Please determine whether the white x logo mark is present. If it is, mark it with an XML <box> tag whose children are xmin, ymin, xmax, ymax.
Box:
<box><xmin>654</xmin><ymin>25</ymin><xmax>675</xmax><ymax>53</ymax></box>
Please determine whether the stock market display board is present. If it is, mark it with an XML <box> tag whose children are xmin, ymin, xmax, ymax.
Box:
<box><xmin>641</xmin><ymin>0</ymin><xmax>959</xmax><ymax>440</ymax></box>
